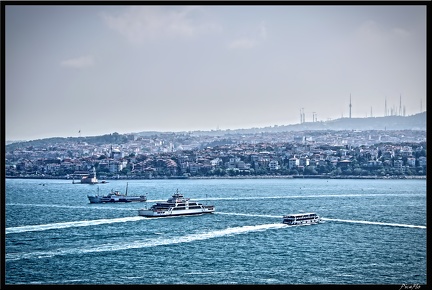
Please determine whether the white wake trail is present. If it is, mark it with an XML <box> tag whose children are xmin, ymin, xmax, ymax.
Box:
<box><xmin>6</xmin><ymin>223</ymin><xmax>286</xmax><ymax>261</ymax></box>
<box><xmin>216</xmin><ymin>212</ymin><xmax>281</xmax><ymax>218</ymax></box>
<box><xmin>218</xmin><ymin>212</ymin><xmax>426</xmax><ymax>229</ymax></box>
<box><xmin>6</xmin><ymin>203</ymin><xmax>136</xmax><ymax>211</ymax></box>
<box><xmin>202</xmin><ymin>193</ymin><xmax>423</xmax><ymax>201</ymax></box>
<box><xmin>6</xmin><ymin>216</ymin><xmax>144</xmax><ymax>234</ymax></box>
<box><xmin>322</xmin><ymin>218</ymin><xmax>426</xmax><ymax>229</ymax></box>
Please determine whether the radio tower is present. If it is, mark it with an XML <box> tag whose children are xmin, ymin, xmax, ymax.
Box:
<box><xmin>385</xmin><ymin>97</ymin><xmax>387</xmax><ymax>116</ymax></box>
<box><xmin>349</xmin><ymin>94</ymin><xmax>352</xmax><ymax>119</ymax></box>
<box><xmin>399</xmin><ymin>94</ymin><xmax>402</xmax><ymax>116</ymax></box>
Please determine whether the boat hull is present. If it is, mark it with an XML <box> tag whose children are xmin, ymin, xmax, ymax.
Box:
<box><xmin>138</xmin><ymin>207</ymin><xmax>215</xmax><ymax>218</ymax></box>
<box><xmin>282</xmin><ymin>218</ymin><xmax>322</xmax><ymax>226</ymax></box>
<box><xmin>88</xmin><ymin>196</ymin><xmax>147</xmax><ymax>203</ymax></box>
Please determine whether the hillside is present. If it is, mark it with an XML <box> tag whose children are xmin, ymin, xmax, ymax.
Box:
<box><xmin>6</xmin><ymin>112</ymin><xmax>426</xmax><ymax>149</ymax></box>
<box><xmin>186</xmin><ymin>112</ymin><xmax>426</xmax><ymax>135</ymax></box>
<box><xmin>287</xmin><ymin>112</ymin><xmax>425</xmax><ymax>131</ymax></box>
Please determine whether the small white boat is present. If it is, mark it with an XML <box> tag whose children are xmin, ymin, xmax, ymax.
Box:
<box><xmin>87</xmin><ymin>183</ymin><xmax>147</xmax><ymax>203</ymax></box>
<box><xmin>282</xmin><ymin>213</ymin><xmax>322</xmax><ymax>225</ymax></box>
<box><xmin>138</xmin><ymin>189</ymin><xmax>215</xmax><ymax>218</ymax></box>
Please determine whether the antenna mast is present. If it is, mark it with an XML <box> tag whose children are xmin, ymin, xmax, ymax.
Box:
<box><xmin>385</xmin><ymin>97</ymin><xmax>387</xmax><ymax>117</ymax></box>
<box><xmin>399</xmin><ymin>94</ymin><xmax>402</xmax><ymax>116</ymax></box>
<box><xmin>349</xmin><ymin>94</ymin><xmax>352</xmax><ymax>119</ymax></box>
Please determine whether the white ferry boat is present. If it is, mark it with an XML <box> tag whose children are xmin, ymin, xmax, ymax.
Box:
<box><xmin>87</xmin><ymin>183</ymin><xmax>147</xmax><ymax>203</ymax></box>
<box><xmin>282</xmin><ymin>213</ymin><xmax>322</xmax><ymax>225</ymax></box>
<box><xmin>138</xmin><ymin>189</ymin><xmax>215</xmax><ymax>218</ymax></box>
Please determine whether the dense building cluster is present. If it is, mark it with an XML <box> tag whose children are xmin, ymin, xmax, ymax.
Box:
<box><xmin>5</xmin><ymin>129</ymin><xmax>427</xmax><ymax>179</ymax></box>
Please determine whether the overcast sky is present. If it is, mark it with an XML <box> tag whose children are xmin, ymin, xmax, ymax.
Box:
<box><xmin>5</xmin><ymin>5</ymin><xmax>426</xmax><ymax>141</ymax></box>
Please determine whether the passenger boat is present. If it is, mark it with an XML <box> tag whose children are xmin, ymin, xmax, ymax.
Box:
<box><xmin>138</xmin><ymin>189</ymin><xmax>215</xmax><ymax>218</ymax></box>
<box><xmin>282</xmin><ymin>213</ymin><xmax>322</xmax><ymax>225</ymax></box>
<box><xmin>87</xmin><ymin>183</ymin><xmax>147</xmax><ymax>203</ymax></box>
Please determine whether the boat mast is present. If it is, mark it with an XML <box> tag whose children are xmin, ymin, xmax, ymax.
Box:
<box><xmin>125</xmin><ymin>182</ymin><xmax>128</xmax><ymax>196</ymax></box>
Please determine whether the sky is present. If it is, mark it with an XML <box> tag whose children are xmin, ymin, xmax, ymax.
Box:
<box><xmin>5</xmin><ymin>4</ymin><xmax>427</xmax><ymax>141</ymax></box>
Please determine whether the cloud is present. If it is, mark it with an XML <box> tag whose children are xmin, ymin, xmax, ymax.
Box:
<box><xmin>60</xmin><ymin>55</ymin><xmax>95</xmax><ymax>68</ymax></box>
<box><xmin>101</xmin><ymin>6</ymin><xmax>221</xmax><ymax>43</ymax></box>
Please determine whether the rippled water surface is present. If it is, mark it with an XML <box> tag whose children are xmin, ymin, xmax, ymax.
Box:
<box><xmin>5</xmin><ymin>178</ymin><xmax>426</xmax><ymax>285</ymax></box>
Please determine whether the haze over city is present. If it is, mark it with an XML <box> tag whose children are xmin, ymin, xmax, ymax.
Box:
<box><xmin>5</xmin><ymin>4</ymin><xmax>426</xmax><ymax>141</ymax></box>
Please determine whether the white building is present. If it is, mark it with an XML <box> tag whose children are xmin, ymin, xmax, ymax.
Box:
<box><xmin>393</xmin><ymin>159</ymin><xmax>403</xmax><ymax>171</ymax></box>
<box><xmin>111</xmin><ymin>148</ymin><xmax>123</xmax><ymax>160</ymax></box>
<box><xmin>288</xmin><ymin>157</ymin><xmax>299</xmax><ymax>169</ymax></box>
<box><xmin>406</xmin><ymin>157</ymin><xmax>416</xmax><ymax>167</ymax></box>
<box><xmin>109</xmin><ymin>160</ymin><xmax>125</xmax><ymax>173</ymax></box>
<box><xmin>418</xmin><ymin>156</ymin><xmax>426</xmax><ymax>167</ymax></box>
<box><xmin>299</xmin><ymin>157</ymin><xmax>310</xmax><ymax>167</ymax></box>
<box><xmin>269</xmin><ymin>160</ymin><xmax>280</xmax><ymax>170</ymax></box>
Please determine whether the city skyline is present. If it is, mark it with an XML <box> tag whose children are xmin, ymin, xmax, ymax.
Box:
<box><xmin>5</xmin><ymin>5</ymin><xmax>427</xmax><ymax>141</ymax></box>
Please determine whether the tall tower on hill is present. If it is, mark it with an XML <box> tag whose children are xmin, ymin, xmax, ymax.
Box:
<box><xmin>385</xmin><ymin>97</ymin><xmax>387</xmax><ymax>116</ymax></box>
<box><xmin>349</xmin><ymin>94</ymin><xmax>352</xmax><ymax>119</ymax></box>
<box><xmin>399</xmin><ymin>94</ymin><xmax>402</xmax><ymax>116</ymax></box>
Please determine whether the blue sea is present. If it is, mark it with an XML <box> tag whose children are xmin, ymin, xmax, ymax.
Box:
<box><xmin>4</xmin><ymin>178</ymin><xmax>427</xmax><ymax>285</ymax></box>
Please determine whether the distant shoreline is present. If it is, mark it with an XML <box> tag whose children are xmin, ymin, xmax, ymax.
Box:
<box><xmin>5</xmin><ymin>175</ymin><xmax>426</xmax><ymax>181</ymax></box>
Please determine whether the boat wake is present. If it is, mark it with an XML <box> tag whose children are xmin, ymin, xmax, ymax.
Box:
<box><xmin>194</xmin><ymin>192</ymin><xmax>423</xmax><ymax>201</ymax></box>
<box><xmin>218</xmin><ymin>212</ymin><xmax>426</xmax><ymax>229</ymax></box>
<box><xmin>6</xmin><ymin>211</ymin><xmax>426</xmax><ymax>235</ymax></box>
<box><xmin>6</xmin><ymin>223</ymin><xmax>286</xmax><ymax>261</ymax></box>
<box><xmin>322</xmin><ymin>218</ymin><xmax>426</xmax><ymax>229</ymax></box>
<box><xmin>6</xmin><ymin>216</ymin><xmax>144</xmax><ymax>234</ymax></box>
<box><xmin>6</xmin><ymin>203</ymin><xmax>135</xmax><ymax>211</ymax></box>
<box><xmin>216</xmin><ymin>212</ymin><xmax>281</xmax><ymax>218</ymax></box>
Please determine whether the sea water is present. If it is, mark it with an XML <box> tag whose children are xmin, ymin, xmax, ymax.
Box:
<box><xmin>4</xmin><ymin>178</ymin><xmax>427</xmax><ymax>285</ymax></box>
